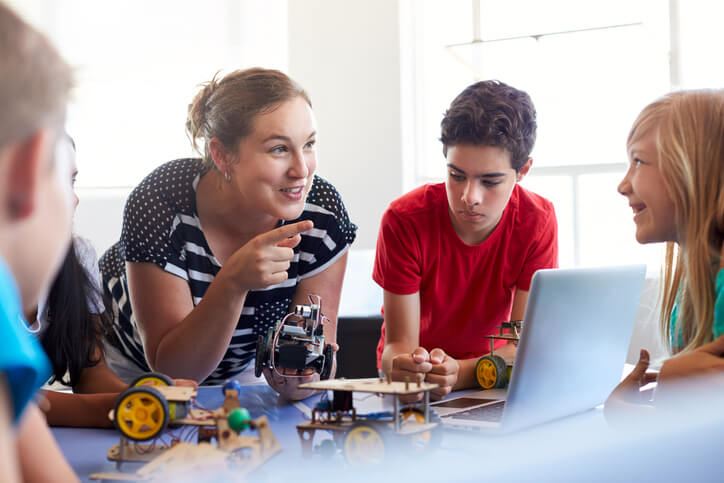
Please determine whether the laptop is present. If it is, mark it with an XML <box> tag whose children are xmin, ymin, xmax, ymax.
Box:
<box><xmin>432</xmin><ymin>265</ymin><xmax>646</xmax><ymax>433</ymax></box>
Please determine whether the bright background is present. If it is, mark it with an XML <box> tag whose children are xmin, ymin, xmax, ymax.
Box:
<box><xmin>9</xmin><ymin>0</ymin><xmax>723</xmax><ymax>268</ymax></box>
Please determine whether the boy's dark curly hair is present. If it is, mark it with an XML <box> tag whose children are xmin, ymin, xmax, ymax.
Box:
<box><xmin>440</xmin><ymin>80</ymin><xmax>537</xmax><ymax>172</ymax></box>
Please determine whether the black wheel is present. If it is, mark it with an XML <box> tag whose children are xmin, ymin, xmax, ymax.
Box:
<box><xmin>317</xmin><ymin>438</ymin><xmax>337</xmax><ymax>458</ymax></box>
<box><xmin>265</xmin><ymin>326</ymin><xmax>275</xmax><ymax>369</ymax></box>
<box><xmin>475</xmin><ymin>355</ymin><xmax>509</xmax><ymax>389</ymax></box>
<box><xmin>254</xmin><ymin>334</ymin><xmax>266</xmax><ymax>378</ymax></box>
<box><xmin>130</xmin><ymin>371</ymin><xmax>173</xmax><ymax>387</ymax></box>
<box><xmin>400</xmin><ymin>407</ymin><xmax>442</xmax><ymax>453</ymax></box>
<box><xmin>343</xmin><ymin>423</ymin><xmax>388</xmax><ymax>466</ymax></box>
<box><xmin>320</xmin><ymin>344</ymin><xmax>334</xmax><ymax>380</ymax></box>
<box><xmin>114</xmin><ymin>386</ymin><xmax>169</xmax><ymax>441</ymax></box>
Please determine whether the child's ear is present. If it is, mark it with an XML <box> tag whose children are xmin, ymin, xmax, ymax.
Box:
<box><xmin>4</xmin><ymin>130</ymin><xmax>49</xmax><ymax>220</ymax></box>
<box><xmin>516</xmin><ymin>157</ymin><xmax>533</xmax><ymax>182</ymax></box>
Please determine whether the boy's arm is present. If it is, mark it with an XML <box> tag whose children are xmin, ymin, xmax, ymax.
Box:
<box><xmin>380</xmin><ymin>290</ymin><xmax>427</xmax><ymax>376</ymax></box>
<box><xmin>17</xmin><ymin>403</ymin><xmax>78</xmax><ymax>482</ymax></box>
<box><xmin>0</xmin><ymin>375</ymin><xmax>21</xmax><ymax>483</ymax></box>
<box><xmin>510</xmin><ymin>289</ymin><xmax>529</xmax><ymax>321</ymax></box>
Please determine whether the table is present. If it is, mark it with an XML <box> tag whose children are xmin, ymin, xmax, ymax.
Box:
<box><xmin>52</xmin><ymin>384</ymin><xmax>724</xmax><ymax>482</ymax></box>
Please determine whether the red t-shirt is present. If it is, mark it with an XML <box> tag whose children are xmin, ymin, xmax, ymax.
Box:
<box><xmin>373</xmin><ymin>183</ymin><xmax>558</xmax><ymax>367</ymax></box>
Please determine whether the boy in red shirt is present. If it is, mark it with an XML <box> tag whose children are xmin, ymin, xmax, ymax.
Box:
<box><xmin>373</xmin><ymin>80</ymin><xmax>558</xmax><ymax>399</ymax></box>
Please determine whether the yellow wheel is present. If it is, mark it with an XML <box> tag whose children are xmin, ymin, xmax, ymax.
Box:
<box><xmin>475</xmin><ymin>355</ymin><xmax>508</xmax><ymax>389</ymax></box>
<box><xmin>114</xmin><ymin>386</ymin><xmax>169</xmax><ymax>441</ymax></box>
<box><xmin>401</xmin><ymin>408</ymin><xmax>442</xmax><ymax>452</ymax></box>
<box><xmin>131</xmin><ymin>372</ymin><xmax>173</xmax><ymax>387</ymax></box>
<box><xmin>343</xmin><ymin>423</ymin><xmax>386</xmax><ymax>466</ymax></box>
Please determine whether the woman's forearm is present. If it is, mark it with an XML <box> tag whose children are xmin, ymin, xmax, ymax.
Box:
<box><xmin>148</xmin><ymin>271</ymin><xmax>249</xmax><ymax>381</ymax></box>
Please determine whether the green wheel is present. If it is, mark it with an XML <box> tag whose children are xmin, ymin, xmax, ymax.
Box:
<box><xmin>475</xmin><ymin>355</ymin><xmax>509</xmax><ymax>389</ymax></box>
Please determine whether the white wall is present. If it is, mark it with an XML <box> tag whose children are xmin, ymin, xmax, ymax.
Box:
<box><xmin>287</xmin><ymin>0</ymin><xmax>404</xmax><ymax>250</ymax></box>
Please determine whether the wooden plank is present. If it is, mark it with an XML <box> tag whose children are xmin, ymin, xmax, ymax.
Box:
<box><xmin>298</xmin><ymin>378</ymin><xmax>438</xmax><ymax>394</ymax></box>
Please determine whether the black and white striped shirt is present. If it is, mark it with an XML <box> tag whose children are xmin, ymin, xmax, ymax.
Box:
<box><xmin>99</xmin><ymin>158</ymin><xmax>357</xmax><ymax>384</ymax></box>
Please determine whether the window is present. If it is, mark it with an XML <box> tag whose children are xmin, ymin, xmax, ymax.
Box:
<box><xmin>9</xmin><ymin>0</ymin><xmax>288</xmax><ymax>189</ymax></box>
<box><xmin>401</xmin><ymin>0</ymin><xmax>670</xmax><ymax>268</ymax></box>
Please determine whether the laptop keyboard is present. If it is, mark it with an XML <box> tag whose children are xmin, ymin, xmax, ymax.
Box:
<box><xmin>452</xmin><ymin>401</ymin><xmax>505</xmax><ymax>422</ymax></box>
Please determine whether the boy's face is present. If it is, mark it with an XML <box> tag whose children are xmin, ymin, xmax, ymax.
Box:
<box><xmin>17</xmin><ymin>132</ymin><xmax>75</xmax><ymax>310</ymax></box>
<box><xmin>445</xmin><ymin>144</ymin><xmax>529</xmax><ymax>245</ymax></box>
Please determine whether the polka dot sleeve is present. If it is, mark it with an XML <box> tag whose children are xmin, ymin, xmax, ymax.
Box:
<box><xmin>118</xmin><ymin>159</ymin><xmax>201</xmax><ymax>269</ymax></box>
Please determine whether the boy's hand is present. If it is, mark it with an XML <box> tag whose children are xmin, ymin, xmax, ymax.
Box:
<box><xmin>391</xmin><ymin>347</ymin><xmax>433</xmax><ymax>377</ymax></box>
<box><xmin>425</xmin><ymin>348</ymin><xmax>459</xmax><ymax>400</ymax></box>
<box><xmin>391</xmin><ymin>347</ymin><xmax>433</xmax><ymax>402</ymax></box>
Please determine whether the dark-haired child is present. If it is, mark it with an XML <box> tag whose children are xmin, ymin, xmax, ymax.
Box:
<box><xmin>375</xmin><ymin>80</ymin><xmax>558</xmax><ymax>399</ymax></box>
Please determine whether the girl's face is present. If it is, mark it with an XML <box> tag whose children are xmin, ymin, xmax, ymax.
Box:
<box><xmin>230</xmin><ymin>96</ymin><xmax>317</xmax><ymax>221</ymax></box>
<box><xmin>618</xmin><ymin>129</ymin><xmax>677</xmax><ymax>244</ymax></box>
<box><xmin>445</xmin><ymin>144</ymin><xmax>529</xmax><ymax>245</ymax></box>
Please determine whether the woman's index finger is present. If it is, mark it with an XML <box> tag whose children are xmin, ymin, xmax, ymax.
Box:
<box><xmin>262</xmin><ymin>220</ymin><xmax>314</xmax><ymax>244</ymax></box>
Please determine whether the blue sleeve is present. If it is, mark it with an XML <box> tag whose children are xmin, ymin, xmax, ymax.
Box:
<box><xmin>0</xmin><ymin>260</ymin><xmax>51</xmax><ymax>424</ymax></box>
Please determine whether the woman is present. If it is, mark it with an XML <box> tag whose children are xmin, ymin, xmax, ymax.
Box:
<box><xmin>606</xmin><ymin>89</ymin><xmax>724</xmax><ymax>413</ymax></box>
<box><xmin>100</xmin><ymin>68</ymin><xmax>357</xmax><ymax>400</ymax></box>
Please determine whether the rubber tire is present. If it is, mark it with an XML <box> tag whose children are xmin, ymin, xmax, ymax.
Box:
<box><xmin>400</xmin><ymin>407</ymin><xmax>442</xmax><ymax>453</ymax></box>
<box><xmin>343</xmin><ymin>423</ymin><xmax>388</xmax><ymax>466</ymax></box>
<box><xmin>320</xmin><ymin>344</ymin><xmax>334</xmax><ymax>380</ymax></box>
<box><xmin>130</xmin><ymin>371</ymin><xmax>173</xmax><ymax>387</ymax></box>
<box><xmin>475</xmin><ymin>355</ymin><xmax>509</xmax><ymax>389</ymax></box>
<box><xmin>254</xmin><ymin>334</ymin><xmax>266</xmax><ymax>378</ymax></box>
<box><xmin>114</xmin><ymin>386</ymin><xmax>170</xmax><ymax>442</ymax></box>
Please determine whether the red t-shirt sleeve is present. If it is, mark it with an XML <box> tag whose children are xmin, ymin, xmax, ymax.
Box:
<box><xmin>372</xmin><ymin>207</ymin><xmax>423</xmax><ymax>295</ymax></box>
<box><xmin>517</xmin><ymin>203</ymin><xmax>559</xmax><ymax>291</ymax></box>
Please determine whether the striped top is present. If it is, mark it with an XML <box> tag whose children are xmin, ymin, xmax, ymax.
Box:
<box><xmin>99</xmin><ymin>158</ymin><xmax>357</xmax><ymax>384</ymax></box>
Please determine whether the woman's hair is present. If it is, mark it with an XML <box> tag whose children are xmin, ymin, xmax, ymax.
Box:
<box><xmin>440</xmin><ymin>80</ymin><xmax>537</xmax><ymax>172</ymax></box>
<box><xmin>40</xmin><ymin>239</ymin><xmax>111</xmax><ymax>387</ymax></box>
<box><xmin>186</xmin><ymin>67</ymin><xmax>311</xmax><ymax>170</ymax></box>
<box><xmin>627</xmin><ymin>89</ymin><xmax>724</xmax><ymax>353</ymax></box>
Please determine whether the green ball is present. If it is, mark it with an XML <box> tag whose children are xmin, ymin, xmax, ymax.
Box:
<box><xmin>227</xmin><ymin>407</ymin><xmax>251</xmax><ymax>432</ymax></box>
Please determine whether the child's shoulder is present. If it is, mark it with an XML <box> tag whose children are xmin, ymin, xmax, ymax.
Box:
<box><xmin>387</xmin><ymin>183</ymin><xmax>446</xmax><ymax>218</ymax></box>
<box><xmin>512</xmin><ymin>184</ymin><xmax>555</xmax><ymax>219</ymax></box>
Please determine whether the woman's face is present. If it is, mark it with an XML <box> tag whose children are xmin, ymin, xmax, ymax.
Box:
<box><xmin>618</xmin><ymin>129</ymin><xmax>678</xmax><ymax>244</ymax></box>
<box><xmin>231</xmin><ymin>96</ymin><xmax>317</xmax><ymax>221</ymax></box>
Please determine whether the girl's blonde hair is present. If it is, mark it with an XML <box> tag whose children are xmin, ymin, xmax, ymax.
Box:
<box><xmin>627</xmin><ymin>89</ymin><xmax>724</xmax><ymax>353</ymax></box>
